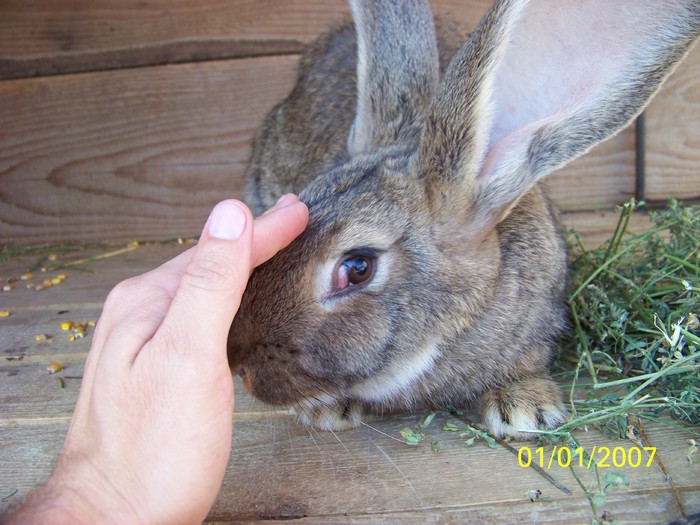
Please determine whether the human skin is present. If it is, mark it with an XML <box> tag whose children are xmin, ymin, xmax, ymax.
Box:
<box><xmin>4</xmin><ymin>195</ymin><xmax>308</xmax><ymax>525</ymax></box>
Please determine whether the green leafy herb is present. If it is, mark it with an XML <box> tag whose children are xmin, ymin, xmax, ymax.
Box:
<box><xmin>559</xmin><ymin>199</ymin><xmax>700</xmax><ymax>436</ymax></box>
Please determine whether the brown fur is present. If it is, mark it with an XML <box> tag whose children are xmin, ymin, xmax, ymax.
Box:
<box><xmin>229</xmin><ymin>0</ymin><xmax>700</xmax><ymax>438</ymax></box>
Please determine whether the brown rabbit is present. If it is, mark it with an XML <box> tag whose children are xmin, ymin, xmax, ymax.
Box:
<box><xmin>228</xmin><ymin>0</ymin><xmax>700</xmax><ymax>438</ymax></box>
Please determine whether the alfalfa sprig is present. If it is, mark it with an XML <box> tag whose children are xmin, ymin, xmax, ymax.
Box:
<box><xmin>563</xmin><ymin>199</ymin><xmax>700</xmax><ymax>434</ymax></box>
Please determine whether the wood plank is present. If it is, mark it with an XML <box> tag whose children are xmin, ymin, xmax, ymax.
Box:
<box><xmin>560</xmin><ymin>209</ymin><xmax>655</xmax><ymax>250</ymax></box>
<box><xmin>548</xmin><ymin>130</ymin><xmax>636</xmax><ymax>213</ymax></box>
<box><xmin>0</xmin><ymin>0</ymin><xmax>491</xmax><ymax>80</ymax></box>
<box><xmin>1</xmin><ymin>62</ymin><xmax>647</xmax><ymax>246</ymax></box>
<box><xmin>210</xmin><ymin>416</ymin><xmax>699</xmax><ymax>521</ymax></box>
<box><xmin>646</xmin><ymin>44</ymin><xmax>700</xmax><ymax>203</ymax></box>
<box><xmin>0</xmin><ymin>57</ymin><xmax>297</xmax><ymax>246</ymax></box>
<box><xmin>0</xmin><ymin>243</ymin><xmax>189</xmax><ymax>310</ymax></box>
<box><xmin>1</xmin><ymin>409</ymin><xmax>698</xmax><ymax>523</ymax></box>
<box><xmin>209</xmin><ymin>491</ymin><xmax>699</xmax><ymax>524</ymax></box>
<box><xmin>2</xmin><ymin>241</ymin><xmax>699</xmax><ymax>524</ymax></box>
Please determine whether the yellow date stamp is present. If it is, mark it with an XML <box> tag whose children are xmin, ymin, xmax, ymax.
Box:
<box><xmin>518</xmin><ymin>446</ymin><xmax>657</xmax><ymax>469</ymax></box>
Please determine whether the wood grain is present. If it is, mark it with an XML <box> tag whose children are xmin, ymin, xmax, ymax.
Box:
<box><xmin>0</xmin><ymin>60</ymin><xmax>646</xmax><ymax>247</ymax></box>
<box><xmin>0</xmin><ymin>57</ymin><xmax>297</xmax><ymax>245</ymax></box>
<box><xmin>549</xmin><ymin>129</ymin><xmax>637</xmax><ymax>212</ymax></box>
<box><xmin>2</xmin><ymin>244</ymin><xmax>699</xmax><ymax>523</ymax></box>
<box><xmin>646</xmin><ymin>44</ymin><xmax>700</xmax><ymax>203</ymax></box>
<box><xmin>1</xmin><ymin>0</ymin><xmax>698</xmax><ymax>247</ymax></box>
<box><xmin>560</xmin><ymin>209</ymin><xmax>655</xmax><ymax>250</ymax></box>
<box><xmin>0</xmin><ymin>0</ymin><xmax>491</xmax><ymax>80</ymax></box>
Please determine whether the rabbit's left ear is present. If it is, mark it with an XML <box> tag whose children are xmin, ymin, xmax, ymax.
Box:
<box><xmin>421</xmin><ymin>0</ymin><xmax>700</xmax><ymax>234</ymax></box>
<box><xmin>348</xmin><ymin>0</ymin><xmax>439</xmax><ymax>155</ymax></box>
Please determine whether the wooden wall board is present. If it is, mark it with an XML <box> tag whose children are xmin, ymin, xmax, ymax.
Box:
<box><xmin>0</xmin><ymin>62</ymin><xmax>658</xmax><ymax>246</ymax></box>
<box><xmin>0</xmin><ymin>0</ymin><xmax>491</xmax><ymax>80</ymax></box>
<box><xmin>646</xmin><ymin>44</ymin><xmax>700</xmax><ymax>203</ymax></box>
<box><xmin>548</xmin><ymin>130</ymin><xmax>637</xmax><ymax>212</ymax></box>
<box><xmin>2</xmin><ymin>2</ymin><xmax>699</xmax><ymax>246</ymax></box>
<box><xmin>560</xmin><ymin>210</ymin><xmax>655</xmax><ymax>251</ymax></box>
<box><xmin>1</xmin><ymin>57</ymin><xmax>296</xmax><ymax>245</ymax></box>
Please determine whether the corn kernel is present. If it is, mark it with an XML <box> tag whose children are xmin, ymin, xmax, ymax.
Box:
<box><xmin>2</xmin><ymin>284</ymin><xmax>13</xmax><ymax>292</ymax></box>
<box><xmin>47</xmin><ymin>362</ymin><xmax>63</xmax><ymax>374</ymax></box>
<box><xmin>59</xmin><ymin>321</ymin><xmax>73</xmax><ymax>331</ymax></box>
<box><xmin>0</xmin><ymin>311</ymin><xmax>10</xmax><ymax>318</ymax></box>
<box><xmin>50</xmin><ymin>277</ymin><xmax>62</xmax><ymax>285</ymax></box>
<box><xmin>48</xmin><ymin>253</ymin><xmax>58</xmax><ymax>261</ymax></box>
<box><xmin>20</xmin><ymin>273</ymin><xmax>33</xmax><ymax>281</ymax></box>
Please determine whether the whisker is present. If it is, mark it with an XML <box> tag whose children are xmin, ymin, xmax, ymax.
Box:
<box><xmin>370</xmin><ymin>440</ymin><xmax>426</xmax><ymax>506</ymax></box>
<box><xmin>354</xmin><ymin>419</ymin><xmax>407</xmax><ymax>445</ymax></box>
<box><xmin>328</xmin><ymin>427</ymin><xmax>351</xmax><ymax>454</ymax></box>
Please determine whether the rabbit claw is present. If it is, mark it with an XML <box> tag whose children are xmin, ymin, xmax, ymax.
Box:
<box><xmin>296</xmin><ymin>399</ymin><xmax>365</xmax><ymax>431</ymax></box>
<box><xmin>478</xmin><ymin>376</ymin><xmax>568</xmax><ymax>440</ymax></box>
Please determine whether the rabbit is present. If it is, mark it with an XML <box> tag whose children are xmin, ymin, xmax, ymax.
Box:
<box><xmin>228</xmin><ymin>0</ymin><xmax>700</xmax><ymax>439</ymax></box>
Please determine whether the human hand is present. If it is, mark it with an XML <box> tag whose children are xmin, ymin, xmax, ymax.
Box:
<box><xmin>6</xmin><ymin>195</ymin><xmax>308</xmax><ymax>525</ymax></box>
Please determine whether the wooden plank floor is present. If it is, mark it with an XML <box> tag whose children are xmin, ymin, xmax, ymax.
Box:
<box><xmin>1</xmin><ymin>241</ymin><xmax>698</xmax><ymax>524</ymax></box>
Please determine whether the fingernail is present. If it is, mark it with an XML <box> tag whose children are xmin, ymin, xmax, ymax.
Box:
<box><xmin>275</xmin><ymin>193</ymin><xmax>297</xmax><ymax>207</ymax></box>
<box><xmin>208</xmin><ymin>201</ymin><xmax>247</xmax><ymax>240</ymax></box>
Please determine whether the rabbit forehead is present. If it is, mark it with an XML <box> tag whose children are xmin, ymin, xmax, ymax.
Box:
<box><xmin>326</xmin><ymin>218</ymin><xmax>402</xmax><ymax>256</ymax></box>
<box><xmin>301</xmin><ymin>147</ymin><xmax>421</xmax><ymax>209</ymax></box>
<box><xmin>302</xmin><ymin>157</ymin><xmax>425</xmax><ymax>252</ymax></box>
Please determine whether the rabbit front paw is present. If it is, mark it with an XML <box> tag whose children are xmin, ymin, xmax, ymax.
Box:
<box><xmin>478</xmin><ymin>376</ymin><xmax>567</xmax><ymax>440</ymax></box>
<box><xmin>296</xmin><ymin>399</ymin><xmax>365</xmax><ymax>431</ymax></box>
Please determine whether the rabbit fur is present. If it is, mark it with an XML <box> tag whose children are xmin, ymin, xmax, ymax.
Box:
<box><xmin>228</xmin><ymin>0</ymin><xmax>700</xmax><ymax>439</ymax></box>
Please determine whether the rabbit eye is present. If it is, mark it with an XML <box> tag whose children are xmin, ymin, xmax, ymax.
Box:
<box><xmin>333</xmin><ymin>254</ymin><xmax>375</xmax><ymax>294</ymax></box>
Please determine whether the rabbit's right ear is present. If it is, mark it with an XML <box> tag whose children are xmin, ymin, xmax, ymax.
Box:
<box><xmin>348</xmin><ymin>0</ymin><xmax>439</xmax><ymax>155</ymax></box>
<box><xmin>420</xmin><ymin>0</ymin><xmax>700</xmax><ymax>236</ymax></box>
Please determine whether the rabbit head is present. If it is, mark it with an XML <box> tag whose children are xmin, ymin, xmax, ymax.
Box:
<box><xmin>229</xmin><ymin>0</ymin><xmax>700</xmax><ymax>437</ymax></box>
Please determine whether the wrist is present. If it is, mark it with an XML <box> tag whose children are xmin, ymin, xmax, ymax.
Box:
<box><xmin>6</xmin><ymin>455</ymin><xmax>144</xmax><ymax>525</ymax></box>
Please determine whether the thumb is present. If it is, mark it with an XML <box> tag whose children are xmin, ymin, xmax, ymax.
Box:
<box><xmin>159</xmin><ymin>200</ymin><xmax>254</xmax><ymax>356</ymax></box>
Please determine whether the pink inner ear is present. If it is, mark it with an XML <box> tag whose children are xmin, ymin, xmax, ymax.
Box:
<box><xmin>485</xmin><ymin>0</ymin><xmax>668</xmax><ymax>153</ymax></box>
<box><xmin>478</xmin><ymin>123</ymin><xmax>536</xmax><ymax>181</ymax></box>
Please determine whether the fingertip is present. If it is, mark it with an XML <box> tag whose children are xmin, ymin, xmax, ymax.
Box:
<box><xmin>252</xmin><ymin>197</ymin><xmax>309</xmax><ymax>267</ymax></box>
<box><xmin>205</xmin><ymin>200</ymin><xmax>253</xmax><ymax>241</ymax></box>
<box><xmin>260</xmin><ymin>194</ymin><xmax>305</xmax><ymax>217</ymax></box>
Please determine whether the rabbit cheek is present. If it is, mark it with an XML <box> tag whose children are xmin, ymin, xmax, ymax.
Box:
<box><xmin>239</xmin><ymin>354</ymin><xmax>324</xmax><ymax>407</ymax></box>
<box><xmin>349</xmin><ymin>337</ymin><xmax>440</xmax><ymax>404</ymax></box>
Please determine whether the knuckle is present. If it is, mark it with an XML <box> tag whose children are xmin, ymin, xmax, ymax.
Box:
<box><xmin>181</xmin><ymin>253</ymin><xmax>238</xmax><ymax>292</ymax></box>
<box><xmin>105</xmin><ymin>277</ymin><xmax>140</xmax><ymax>307</ymax></box>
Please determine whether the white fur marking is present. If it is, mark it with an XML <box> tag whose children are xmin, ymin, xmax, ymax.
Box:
<box><xmin>350</xmin><ymin>338</ymin><xmax>439</xmax><ymax>402</ymax></box>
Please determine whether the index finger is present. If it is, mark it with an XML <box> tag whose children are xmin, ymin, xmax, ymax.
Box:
<box><xmin>252</xmin><ymin>195</ymin><xmax>309</xmax><ymax>267</ymax></box>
